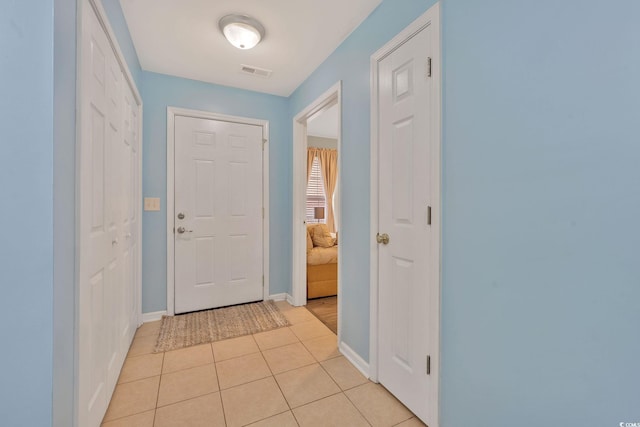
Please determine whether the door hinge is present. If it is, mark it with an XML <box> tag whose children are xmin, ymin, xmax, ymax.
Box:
<box><xmin>262</xmin><ymin>275</ymin><xmax>264</xmax><ymax>287</ymax></box>
<box><xmin>426</xmin><ymin>57</ymin><xmax>432</xmax><ymax>78</ymax></box>
<box><xmin>262</xmin><ymin>207</ymin><xmax>265</xmax><ymax>218</ymax></box>
<box><xmin>427</xmin><ymin>205</ymin><xmax>432</xmax><ymax>226</ymax></box>
<box><xmin>426</xmin><ymin>355</ymin><xmax>431</xmax><ymax>375</ymax></box>
<box><xmin>263</xmin><ymin>138</ymin><xmax>267</xmax><ymax>151</ymax></box>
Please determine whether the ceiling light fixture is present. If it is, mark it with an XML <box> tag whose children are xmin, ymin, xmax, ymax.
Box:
<box><xmin>219</xmin><ymin>14</ymin><xmax>265</xmax><ymax>50</ymax></box>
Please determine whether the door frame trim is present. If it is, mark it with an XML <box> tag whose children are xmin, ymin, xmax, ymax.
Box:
<box><xmin>291</xmin><ymin>82</ymin><xmax>342</xmax><ymax>338</ymax></box>
<box><xmin>166</xmin><ymin>107</ymin><xmax>270</xmax><ymax>316</ymax></box>
<box><xmin>369</xmin><ymin>3</ymin><xmax>441</xmax><ymax>425</ymax></box>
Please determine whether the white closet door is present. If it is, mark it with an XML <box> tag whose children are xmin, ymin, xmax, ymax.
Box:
<box><xmin>376</xmin><ymin>15</ymin><xmax>440</xmax><ymax>426</ymax></box>
<box><xmin>104</xmin><ymin>27</ymin><xmax>124</xmax><ymax>395</ymax></box>
<box><xmin>122</xmin><ymin>79</ymin><xmax>139</xmax><ymax>352</ymax></box>
<box><xmin>78</xmin><ymin>3</ymin><xmax>140</xmax><ymax>426</ymax></box>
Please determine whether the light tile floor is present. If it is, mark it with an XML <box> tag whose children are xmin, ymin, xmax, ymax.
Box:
<box><xmin>102</xmin><ymin>300</ymin><xmax>426</xmax><ymax>427</ymax></box>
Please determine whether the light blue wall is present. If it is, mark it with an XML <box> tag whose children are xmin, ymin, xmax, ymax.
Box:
<box><xmin>102</xmin><ymin>0</ymin><xmax>142</xmax><ymax>87</ymax></box>
<box><xmin>289</xmin><ymin>0</ymin><xmax>438</xmax><ymax>361</ymax></box>
<box><xmin>53</xmin><ymin>0</ymin><xmax>77</xmax><ymax>424</ymax></box>
<box><xmin>440</xmin><ymin>0</ymin><xmax>640</xmax><ymax>425</ymax></box>
<box><xmin>140</xmin><ymin>71</ymin><xmax>290</xmax><ymax>313</ymax></box>
<box><xmin>0</xmin><ymin>1</ymin><xmax>55</xmax><ymax>425</ymax></box>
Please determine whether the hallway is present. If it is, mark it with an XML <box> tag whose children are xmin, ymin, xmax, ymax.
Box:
<box><xmin>102</xmin><ymin>301</ymin><xmax>424</xmax><ymax>426</ymax></box>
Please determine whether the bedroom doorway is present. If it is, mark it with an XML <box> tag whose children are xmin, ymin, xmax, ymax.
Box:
<box><xmin>305</xmin><ymin>102</ymin><xmax>339</xmax><ymax>333</ymax></box>
<box><xmin>292</xmin><ymin>82</ymin><xmax>342</xmax><ymax>339</ymax></box>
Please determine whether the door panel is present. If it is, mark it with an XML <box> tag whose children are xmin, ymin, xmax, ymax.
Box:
<box><xmin>174</xmin><ymin>116</ymin><xmax>264</xmax><ymax>314</ymax></box>
<box><xmin>377</xmin><ymin>22</ymin><xmax>437</xmax><ymax>425</ymax></box>
<box><xmin>79</xmin><ymin>4</ymin><xmax>140</xmax><ymax>426</ymax></box>
<box><xmin>81</xmin><ymin>9</ymin><xmax>112</xmax><ymax>424</ymax></box>
<box><xmin>122</xmin><ymin>80</ymin><xmax>139</xmax><ymax>344</ymax></box>
<box><xmin>104</xmin><ymin>34</ymin><xmax>124</xmax><ymax>396</ymax></box>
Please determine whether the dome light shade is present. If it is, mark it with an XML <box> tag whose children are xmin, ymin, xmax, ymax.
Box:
<box><xmin>219</xmin><ymin>15</ymin><xmax>265</xmax><ymax>50</ymax></box>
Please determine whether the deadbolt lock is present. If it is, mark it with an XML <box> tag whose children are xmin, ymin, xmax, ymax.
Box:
<box><xmin>177</xmin><ymin>212</ymin><xmax>185</xmax><ymax>220</ymax></box>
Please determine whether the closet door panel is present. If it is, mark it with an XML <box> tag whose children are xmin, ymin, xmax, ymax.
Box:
<box><xmin>78</xmin><ymin>3</ymin><xmax>140</xmax><ymax>426</ymax></box>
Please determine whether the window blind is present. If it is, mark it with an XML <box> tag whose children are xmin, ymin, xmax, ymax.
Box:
<box><xmin>306</xmin><ymin>156</ymin><xmax>326</xmax><ymax>223</ymax></box>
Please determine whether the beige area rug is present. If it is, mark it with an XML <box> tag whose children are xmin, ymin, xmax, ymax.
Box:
<box><xmin>154</xmin><ymin>300</ymin><xmax>290</xmax><ymax>353</ymax></box>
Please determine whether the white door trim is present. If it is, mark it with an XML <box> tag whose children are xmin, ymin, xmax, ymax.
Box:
<box><xmin>369</xmin><ymin>2</ymin><xmax>441</xmax><ymax>424</ymax></box>
<box><xmin>167</xmin><ymin>107</ymin><xmax>270</xmax><ymax>316</ymax></box>
<box><xmin>74</xmin><ymin>0</ymin><xmax>143</xmax><ymax>425</ymax></box>
<box><xmin>292</xmin><ymin>81</ymin><xmax>342</xmax><ymax>335</ymax></box>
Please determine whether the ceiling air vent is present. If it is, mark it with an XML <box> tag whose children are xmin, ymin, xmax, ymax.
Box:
<box><xmin>240</xmin><ymin>64</ymin><xmax>272</xmax><ymax>78</ymax></box>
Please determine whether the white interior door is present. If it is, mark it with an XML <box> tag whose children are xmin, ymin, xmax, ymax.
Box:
<box><xmin>174</xmin><ymin>116</ymin><xmax>264</xmax><ymax>314</ymax></box>
<box><xmin>376</xmin><ymin>16</ymin><xmax>440</xmax><ymax>426</ymax></box>
<box><xmin>78</xmin><ymin>3</ymin><xmax>140</xmax><ymax>426</ymax></box>
<box><xmin>121</xmin><ymin>78</ymin><xmax>140</xmax><ymax>351</ymax></box>
<box><xmin>104</xmin><ymin>23</ymin><xmax>124</xmax><ymax>395</ymax></box>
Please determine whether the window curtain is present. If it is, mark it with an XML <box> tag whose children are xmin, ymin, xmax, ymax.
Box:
<box><xmin>307</xmin><ymin>147</ymin><xmax>318</xmax><ymax>182</ymax></box>
<box><xmin>317</xmin><ymin>149</ymin><xmax>338</xmax><ymax>233</ymax></box>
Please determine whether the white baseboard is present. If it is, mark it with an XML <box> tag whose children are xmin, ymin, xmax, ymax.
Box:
<box><xmin>269</xmin><ymin>293</ymin><xmax>297</xmax><ymax>307</ymax></box>
<box><xmin>142</xmin><ymin>311</ymin><xmax>167</xmax><ymax>323</ymax></box>
<box><xmin>268</xmin><ymin>293</ymin><xmax>288</xmax><ymax>301</ymax></box>
<box><xmin>339</xmin><ymin>341</ymin><xmax>370</xmax><ymax>379</ymax></box>
<box><xmin>286</xmin><ymin>293</ymin><xmax>296</xmax><ymax>306</ymax></box>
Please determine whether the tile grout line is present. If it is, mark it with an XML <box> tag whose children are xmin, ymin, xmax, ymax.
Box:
<box><xmin>216</xmin><ymin>357</ymin><xmax>271</xmax><ymax>388</ymax></box>
<box><xmin>343</xmin><ymin>387</ymin><xmax>375</xmax><ymax>427</ymax></box>
<box><xmin>209</xmin><ymin>342</ymin><xmax>230</xmax><ymax>426</ymax></box>
<box><xmin>155</xmin><ymin>390</ymin><xmax>222</xmax><ymax>412</ymax></box>
<box><xmin>317</xmin><ymin>356</ymin><xmax>345</xmax><ymax>393</ymax></box>
<box><xmin>289</xmin><ymin>404</ymin><xmax>302</xmax><ymax>427</ymax></box>
<box><xmin>155</xmin><ymin>364</ymin><xmax>221</xmax><ymax>409</ymax></box>
<box><xmin>101</xmin><ymin>375</ymin><xmax>163</xmax><ymax>424</ymax></box>
<box><xmin>246</xmin><ymin>409</ymin><xmax>296</xmax><ymax>427</ymax></box>
<box><xmin>292</xmin><ymin>389</ymin><xmax>344</xmax><ymax>410</ymax></box>
<box><xmin>267</xmin><ymin>351</ymin><xmax>296</xmax><ymax>422</ymax></box>
<box><xmin>251</xmin><ymin>348</ymin><xmax>301</xmax><ymax>425</ymax></box>
<box><xmin>117</xmin><ymin>353</ymin><xmax>166</xmax><ymax>385</ymax></box>
<box><xmin>266</xmin><ymin>337</ymin><xmax>346</xmax><ymax>414</ymax></box>
<box><xmin>279</xmin><ymin>352</ymin><xmax>345</xmax><ymax>410</ymax></box>
<box><xmin>393</xmin><ymin>417</ymin><xmax>421</xmax><ymax>427</ymax></box>
<box><xmin>256</xmin><ymin>344</ymin><xmax>289</xmax><ymax>417</ymax></box>
<box><xmin>152</xmin><ymin>351</ymin><xmax>165</xmax><ymax>425</ymax></box>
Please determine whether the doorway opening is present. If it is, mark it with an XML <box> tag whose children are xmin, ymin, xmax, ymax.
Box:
<box><xmin>292</xmin><ymin>82</ymin><xmax>342</xmax><ymax>339</ymax></box>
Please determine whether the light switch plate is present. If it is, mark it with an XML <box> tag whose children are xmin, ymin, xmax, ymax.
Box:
<box><xmin>144</xmin><ymin>197</ymin><xmax>161</xmax><ymax>211</ymax></box>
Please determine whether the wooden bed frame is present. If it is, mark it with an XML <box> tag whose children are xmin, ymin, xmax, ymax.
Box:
<box><xmin>307</xmin><ymin>262</ymin><xmax>337</xmax><ymax>299</ymax></box>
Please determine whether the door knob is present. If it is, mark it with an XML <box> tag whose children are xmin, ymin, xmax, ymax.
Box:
<box><xmin>176</xmin><ymin>226</ymin><xmax>193</xmax><ymax>234</ymax></box>
<box><xmin>376</xmin><ymin>233</ymin><xmax>390</xmax><ymax>245</ymax></box>
<box><xmin>177</xmin><ymin>212</ymin><xmax>185</xmax><ymax>220</ymax></box>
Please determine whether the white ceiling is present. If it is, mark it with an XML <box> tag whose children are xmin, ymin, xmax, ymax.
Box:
<box><xmin>120</xmin><ymin>0</ymin><xmax>383</xmax><ymax>97</ymax></box>
<box><xmin>307</xmin><ymin>103</ymin><xmax>339</xmax><ymax>139</ymax></box>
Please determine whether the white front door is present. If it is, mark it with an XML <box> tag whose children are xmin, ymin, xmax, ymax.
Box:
<box><xmin>174</xmin><ymin>116</ymin><xmax>264</xmax><ymax>314</ymax></box>
<box><xmin>376</xmin><ymin>9</ymin><xmax>440</xmax><ymax>426</ymax></box>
